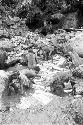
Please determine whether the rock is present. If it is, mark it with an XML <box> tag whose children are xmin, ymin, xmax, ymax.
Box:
<box><xmin>19</xmin><ymin>69</ymin><xmax>38</xmax><ymax>94</ymax></box>
<box><xmin>70</xmin><ymin>98</ymin><xmax>83</xmax><ymax>125</ymax></box>
<box><xmin>51</xmin><ymin>13</ymin><xmax>64</xmax><ymax>20</ymax></box>
<box><xmin>19</xmin><ymin>54</ymin><xmax>28</xmax><ymax>66</ymax></box>
<box><xmin>76</xmin><ymin>86</ymin><xmax>83</xmax><ymax>95</ymax></box>
<box><xmin>26</xmin><ymin>49</ymin><xmax>37</xmax><ymax>69</ymax></box>
<box><xmin>19</xmin><ymin>74</ymin><xmax>31</xmax><ymax>94</ymax></box>
<box><xmin>64</xmin><ymin>89</ymin><xmax>72</xmax><ymax>93</ymax></box>
<box><xmin>74</xmin><ymin>82</ymin><xmax>83</xmax><ymax>95</ymax></box>
<box><xmin>5</xmin><ymin>59</ymin><xmax>20</xmax><ymax>70</ymax></box>
<box><xmin>20</xmin><ymin>69</ymin><xmax>40</xmax><ymax>79</ymax></box>
<box><xmin>33</xmin><ymin>66</ymin><xmax>40</xmax><ymax>73</ymax></box>
<box><xmin>5</xmin><ymin>69</ymin><xmax>30</xmax><ymax>95</ymax></box>
<box><xmin>19</xmin><ymin>49</ymin><xmax>38</xmax><ymax>68</ymax></box>
<box><xmin>0</xmin><ymin>20</ymin><xmax>2</xmax><ymax>25</ymax></box>
<box><xmin>7</xmin><ymin>69</ymin><xmax>36</xmax><ymax>95</ymax></box>
<box><xmin>62</xmin><ymin>11</ymin><xmax>78</xmax><ymax>29</ymax></box>
<box><xmin>72</xmin><ymin>65</ymin><xmax>83</xmax><ymax>78</ymax></box>
<box><xmin>9</xmin><ymin>16</ymin><xmax>20</xmax><ymax>23</ymax></box>
<box><xmin>7</xmin><ymin>70</ymin><xmax>21</xmax><ymax>95</ymax></box>
<box><xmin>0</xmin><ymin>49</ymin><xmax>7</xmax><ymax>69</ymax></box>
<box><xmin>40</xmin><ymin>24</ymin><xmax>53</xmax><ymax>36</ymax></box>
<box><xmin>68</xmin><ymin>51</ymin><xmax>83</xmax><ymax>67</ymax></box>
<box><xmin>64</xmin><ymin>81</ymin><xmax>72</xmax><ymax>90</ymax></box>
<box><xmin>8</xmin><ymin>70</ymin><xmax>20</xmax><ymax>82</ymax></box>
<box><xmin>70</xmin><ymin>33</ymin><xmax>83</xmax><ymax>57</ymax></box>
<box><xmin>0</xmin><ymin>29</ymin><xmax>7</xmax><ymax>37</ymax></box>
<box><xmin>22</xmin><ymin>0</ymin><xmax>32</xmax><ymax>5</ymax></box>
<box><xmin>50</xmin><ymin>84</ymin><xmax>64</xmax><ymax>96</ymax></box>
<box><xmin>0</xmin><ymin>70</ymin><xmax>9</xmax><ymax>94</ymax></box>
<box><xmin>0</xmin><ymin>39</ymin><xmax>15</xmax><ymax>52</ymax></box>
<box><xmin>50</xmin><ymin>70</ymin><xmax>72</xmax><ymax>95</ymax></box>
<box><xmin>9</xmin><ymin>79</ymin><xmax>21</xmax><ymax>94</ymax></box>
<box><xmin>20</xmin><ymin>74</ymin><xmax>30</xmax><ymax>87</ymax></box>
<box><xmin>51</xmin><ymin>12</ymin><xmax>64</xmax><ymax>25</ymax></box>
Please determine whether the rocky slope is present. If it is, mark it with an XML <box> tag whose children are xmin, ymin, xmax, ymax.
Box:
<box><xmin>0</xmin><ymin>1</ymin><xmax>83</xmax><ymax>124</ymax></box>
<box><xmin>0</xmin><ymin>25</ymin><xmax>83</xmax><ymax>125</ymax></box>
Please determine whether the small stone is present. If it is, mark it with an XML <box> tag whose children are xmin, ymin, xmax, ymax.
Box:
<box><xmin>64</xmin><ymin>89</ymin><xmax>72</xmax><ymax>93</ymax></box>
<box><xmin>64</xmin><ymin>81</ymin><xmax>72</xmax><ymax>90</ymax></box>
<box><xmin>76</xmin><ymin>86</ymin><xmax>83</xmax><ymax>95</ymax></box>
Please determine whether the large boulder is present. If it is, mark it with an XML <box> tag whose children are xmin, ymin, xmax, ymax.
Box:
<box><xmin>50</xmin><ymin>12</ymin><xmax>64</xmax><ymax>25</ymax></box>
<box><xmin>50</xmin><ymin>70</ymin><xmax>72</xmax><ymax>96</ymax></box>
<box><xmin>68</xmin><ymin>51</ymin><xmax>83</xmax><ymax>67</ymax></box>
<box><xmin>0</xmin><ymin>39</ymin><xmax>15</xmax><ymax>52</ymax></box>
<box><xmin>62</xmin><ymin>11</ymin><xmax>78</xmax><ymax>29</ymax></box>
<box><xmin>70</xmin><ymin>33</ymin><xmax>83</xmax><ymax>58</ymax></box>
